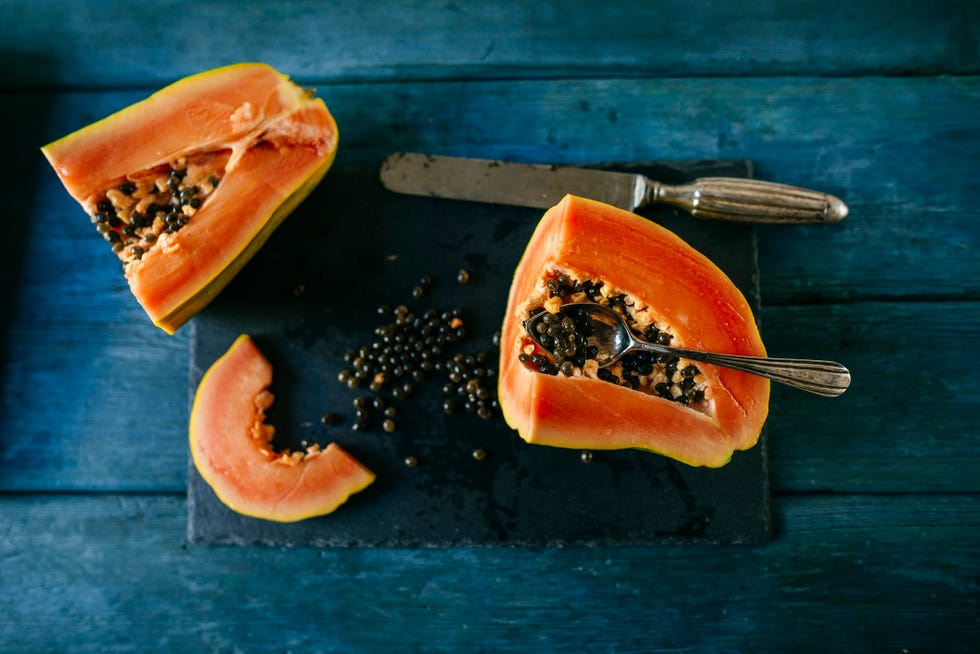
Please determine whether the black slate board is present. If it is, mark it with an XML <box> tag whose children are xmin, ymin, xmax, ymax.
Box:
<box><xmin>187</xmin><ymin>159</ymin><xmax>770</xmax><ymax>547</ymax></box>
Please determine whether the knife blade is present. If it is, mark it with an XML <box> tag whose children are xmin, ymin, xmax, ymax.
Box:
<box><xmin>380</xmin><ymin>152</ymin><xmax>847</xmax><ymax>224</ymax></box>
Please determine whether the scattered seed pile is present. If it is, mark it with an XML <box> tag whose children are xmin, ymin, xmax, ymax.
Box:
<box><xmin>87</xmin><ymin>152</ymin><xmax>229</xmax><ymax>266</ymax></box>
<box><xmin>520</xmin><ymin>272</ymin><xmax>707</xmax><ymax>407</ymax></box>
<box><xmin>322</xmin><ymin>269</ymin><xmax>500</xmax><ymax>466</ymax></box>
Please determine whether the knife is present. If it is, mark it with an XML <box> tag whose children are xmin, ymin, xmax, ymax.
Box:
<box><xmin>380</xmin><ymin>152</ymin><xmax>847</xmax><ymax>224</ymax></box>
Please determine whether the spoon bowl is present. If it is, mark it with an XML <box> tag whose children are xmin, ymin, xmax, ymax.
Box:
<box><xmin>524</xmin><ymin>303</ymin><xmax>850</xmax><ymax>397</ymax></box>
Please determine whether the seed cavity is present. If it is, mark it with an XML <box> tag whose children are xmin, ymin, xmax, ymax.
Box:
<box><xmin>85</xmin><ymin>151</ymin><xmax>230</xmax><ymax>267</ymax></box>
<box><xmin>520</xmin><ymin>271</ymin><xmax>708</xmax><ymax>409</ymax></box>
<box><xmin>248</xmin><ymin>389</ymin><xmax>323</xmax><ymax>464</ymax></box>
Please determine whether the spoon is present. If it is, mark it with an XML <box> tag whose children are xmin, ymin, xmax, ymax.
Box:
<box><xmin>524</xmin><ymin>303</ymin><xmax>850</xmax><ymax>397</ymax></box>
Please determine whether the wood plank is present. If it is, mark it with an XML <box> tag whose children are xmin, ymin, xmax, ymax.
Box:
<box><xmin>0</xmin><ymin>493</ymin><xmax>976</xmax><ymax>651</ymax></box>
<box><xmin>21</xmin><ymin>75</ymin><xmax>980</xmax><ymax>304</ymax></box>
<box><xmin>2</xmin><ymin>285</ymin><xmax>975</xmax><ymax>494</ymax></box>
<box><xmin>0</xmin><ymin>322</ymin><xmax>189</xmax><ymax>492</ymax></box>
<box><xmin>763</xmin><ymin>301</ymin><xmax>980</xmax><ymax>492</ymax></box>
<box><xmin>1</xmin><ymin>0</ymin><xmax>977</xmax><ymax>88</ymax></box>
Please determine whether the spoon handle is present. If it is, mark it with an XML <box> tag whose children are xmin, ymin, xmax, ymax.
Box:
<box><xmin>637</xmin><ymin>343</ymin><xmax>851</xmax><ymax>397</ymax></box>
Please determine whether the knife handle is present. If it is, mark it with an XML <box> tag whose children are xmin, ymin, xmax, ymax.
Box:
<box><xmin>649</xmin><ymin>177</ymin><xmax>848</xmax><ymax>224</ymax></box>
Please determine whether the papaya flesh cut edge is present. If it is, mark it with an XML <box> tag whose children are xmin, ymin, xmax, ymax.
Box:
<box><xmin>497</xmin><ymin>195</ymin><xmax>770</xmax><ymax>468</ymax></box>
<box><xmin>41</xmin><ymin>63</ymin><xmax>338</xmax><ymax>334</ymax></box>
<box><xmin>190</xmin><ymin>335</ymin><xmax>375</xmax><ymax>523</ymax></box>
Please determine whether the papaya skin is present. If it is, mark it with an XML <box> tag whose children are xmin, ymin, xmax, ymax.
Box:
<box><xmin>41</xmin><ymin>63</ymin><xmax>339</xmax><ymax>334</ymax></box>
<box><xmin>498</xmin><ymin>195</ymin><xmax>769</xmax><ymax>468</ymax></box>
<box><xmin>190</xmin><ymin>335</ymin><xmax>375</xmax><ymax>523</ymax></box>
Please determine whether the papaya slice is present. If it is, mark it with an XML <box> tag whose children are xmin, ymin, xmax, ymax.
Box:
<box><xmin>498</xmin><ymin>195</ymin><xmax>769</xmax><ymax>467</ymax></box>
<box><xmin>190</xmin><ymin>335</ymin><xmax>375</xmax><ymax>522</ymax></box>
<box><xmin>42</xmin><ymin>63</ymin><xmax>338</xmax><ymax>333</ymax></box>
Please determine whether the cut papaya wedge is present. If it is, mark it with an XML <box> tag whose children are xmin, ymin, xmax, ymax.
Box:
<box><xmin>190</xmin><ymin>334</ymin><xmax>374</xmax><ymax>523</ymax></box>
<box><xmin>498</xmin><ymin>195</ymin><xmax>769</xmax><ymax>467</ymax></box>
<box><xmin>42</xmin><ymin>63</ymin><xmax>338</xmax><ymax>333</ymax></box>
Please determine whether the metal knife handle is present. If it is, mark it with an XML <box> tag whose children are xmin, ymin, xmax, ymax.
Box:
<box><xmin>649</xmin><ymin>177</ymin><xmax>848</xmax><ymax>224</ymax></box>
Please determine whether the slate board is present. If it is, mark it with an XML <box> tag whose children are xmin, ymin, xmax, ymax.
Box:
<box><xmin>187</xmin><ymin>159</ymin><xmax>770</xmax><ymax>547</ymax></box>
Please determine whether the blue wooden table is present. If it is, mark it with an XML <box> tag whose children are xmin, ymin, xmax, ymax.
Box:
<box><xmin>2</xmin><ymin>1</ymin><xmax>978</xmax><ymax>651</ymax></box>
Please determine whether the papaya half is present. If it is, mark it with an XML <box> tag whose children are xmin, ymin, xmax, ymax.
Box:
<box><xmin>42</xmin><ymin>63</ymin><xmax>338</xmax><ymax>334</ymax></box>
<box><xmin>190</xmin><ymin>334</ymin><xmax>375</xmax><ymax>522</ymax></box>
<box><xmin>498</xmin><ymin>195</ymin><xmax>769</xmax><ymax>467</ymax></box>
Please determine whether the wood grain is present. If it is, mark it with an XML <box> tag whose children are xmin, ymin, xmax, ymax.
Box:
<box><xmin>2</xmin><ymin>299</ymin><xmax>975</xmax><ymax>494</ymax></box>
<box><xmin>1</xmin><ymin>0</ymin><xmax>977</xmax><ymax>88</ymax></box>
<box><xmin>25</xmin><ymin>75</ymin><xmax>979</xmax><ymax>305</ymax></box>
<box><xmin>0</xmin><ymin>493</ymin><xmax>976</xmax><ymax>652</ymax></box>
<box><xmin>764</xmin><ymin>301</ymin><xmax>980</xmax><ymax>492</ymax></box>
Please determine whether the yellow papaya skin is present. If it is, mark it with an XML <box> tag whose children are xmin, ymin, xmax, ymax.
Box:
<box><xmin>42</xmin><ymin>63</ymin><xmax>339</xmax><ymax>333</ymax></box>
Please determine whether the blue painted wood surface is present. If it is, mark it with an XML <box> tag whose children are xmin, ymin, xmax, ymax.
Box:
<box><xmin>1</xmin><ymin>1</ymin><xmax>977</xmax><ymax>651</ymax></box>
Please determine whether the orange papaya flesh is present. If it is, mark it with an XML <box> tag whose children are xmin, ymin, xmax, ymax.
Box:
<box><xmin>190</xmin><ymin>334</ymin><xmax>375</xmax><ymax>523</ymax></box>
<box><xmin>498</xmin><ymin>195</ymin><xmax>769</xmax><ymax>468</ymax></box>
<box><xmin>41</xmin><ymin>63</ymin><xmax>338</xmax><ymax>334</ymax></box>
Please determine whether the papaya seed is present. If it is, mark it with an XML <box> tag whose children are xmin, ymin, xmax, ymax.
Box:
<box><xmin>524</xmin><ymin>271</ymin><xmax>707</xmax><ymax>407</ymax></box>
